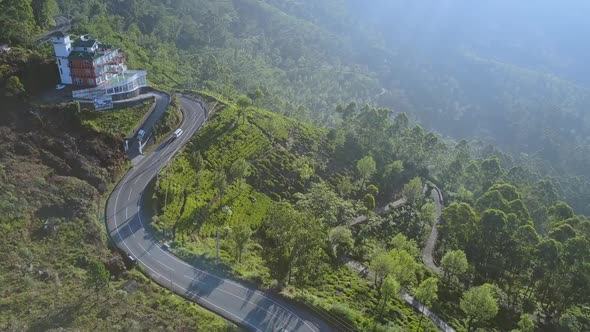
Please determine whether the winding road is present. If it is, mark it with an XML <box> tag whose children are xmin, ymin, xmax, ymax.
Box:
<box><xmin>36</xmin><ymin>15</ymin><xmax>71</xmax><ymax>44</ymax></box>
<box><xmin>421</xmin><ymin>186</ymin><xmax>443</xmax><ymax>274</ymax></box>
<box><xmin>105</xmin><ymin>95</ymin><xmax>332</xmax><ymax>332</ymax></box>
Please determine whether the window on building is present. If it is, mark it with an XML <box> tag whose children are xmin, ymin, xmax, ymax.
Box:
<box><xmin>88</xmin><ymin>79</ymin><xmax>94</xmax><ymax>85</ymax></box>
<box><xmin>60</xmin><ymin>68</ymin><xmax>63</xmax><ymax>75</ymax></box>
<box><xmin>58</xmin><ymin>59</ymin><xmax>61</xmax><ymax>65</ymax></box>
<box><xmin>85</xmin><ymin>69</ymin><xmax>90</xmax><ymax>76</ymax></box>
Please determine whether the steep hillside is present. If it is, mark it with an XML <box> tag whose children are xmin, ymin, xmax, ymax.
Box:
<box><xmin>0</xmin><ymin>100</ymin><xmax>236</xmax><ymax>331</ymax></box>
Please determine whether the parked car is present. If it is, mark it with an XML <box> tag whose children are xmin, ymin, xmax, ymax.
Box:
<box><xmin>127</xmin><ymin>254</ymin><xmax>138</xmax><ymax>266</ymax></box>
<box><xmin>55</xmin><ymin>84</ymin><xmax>66</xmax><ymax>90</ymax></box>
<box><xmin>137</xmin><ymin>129</ymin><xmax>145</xmax><ymax>141</ymax></box>
<box><xmin>162</xmin><ymin>243</ymin><xmax>170</xmax><ymax>250</ymax></box>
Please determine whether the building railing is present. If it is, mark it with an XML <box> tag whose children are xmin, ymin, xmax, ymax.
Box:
<box><xmin>72</xmin><ymin>70</ymin><xmax>147</xmax><ymax>100</ymax></box>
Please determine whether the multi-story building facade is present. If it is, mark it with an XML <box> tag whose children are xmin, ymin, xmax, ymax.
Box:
<box><xmin>50</xmin><ymin>32</ymin><xmax>147</xmax><ymax>101</ymax></box>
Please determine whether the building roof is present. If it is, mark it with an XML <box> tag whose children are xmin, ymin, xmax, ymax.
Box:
<box><xmin>48</xmin><ymin>31</ymin><xmax>67</xmax><ymax>39</ymax></box>
<box><xmin>68</xmin><ymin>47</ymin><xmax>119</xmax><ymax>61</ymax></box>
<box><xmin>68</xmin><ymin>51</ymin><xmax>98</xmax><ymax>61</ymax></box>
<box><xmin>72</xmin><ymin>37</ymin><xmax>98</xmax><ymax>49</ymax></box>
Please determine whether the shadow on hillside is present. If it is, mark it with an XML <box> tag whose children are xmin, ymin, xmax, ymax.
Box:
<box><xmin>27</xmin><ymin>302</ymin><xmax>82</xmax><ymax>332</ymax></box>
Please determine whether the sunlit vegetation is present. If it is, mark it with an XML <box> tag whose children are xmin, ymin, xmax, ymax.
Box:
<box><xmin>2</xmin><ymin>0</ymin><xmax>590</xmax><ymax>330</ymax></box>
<box><xmin>80</xmin><ymin>98</ymin><xmax>154</xmax><ymax>137</ymax></box>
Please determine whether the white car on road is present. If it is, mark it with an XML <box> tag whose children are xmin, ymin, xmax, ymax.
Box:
<box><xmin>172</xmin><ymin>128</ymin><xmax>183</xmax><ymax>140</ymax></box>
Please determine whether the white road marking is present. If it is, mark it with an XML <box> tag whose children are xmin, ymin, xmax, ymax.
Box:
<box><xmin>138</xmin><ymin>242</ymin><xmax>150</xmax><ymax>255</ymax></box>
<box><xmin>157</xmin><ymin>260</ymin><xmax>175</xmax><ymax>271</ymax></box>
<box><xmin>182</xmin><ymin>274</ymin><xmax>294</xmax><ymax>326</ymax></box>
<box><xmin>125</xmin><ymin>207</ymin><xmax>128</xmax><ymax>219</ymax></box>
<box><xmin>128</xmin><ymin>188</ymin><xmax>133</xmax><ymax>201</ymax></box>
<box><xmin>128</xmin><ymin>224</ymin><xmax>135</xmax><ymax>238</ymax></box>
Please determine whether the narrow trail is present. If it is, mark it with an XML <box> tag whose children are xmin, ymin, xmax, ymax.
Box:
<box><xmin>422</xmin><ymin>186</ymin><xmax>443</xmax><ymax>274</ymax></box>
<box><xmin>344</xmin><ymin>184</ymin><xmax>453</xmax><ymax>331</ymax></box>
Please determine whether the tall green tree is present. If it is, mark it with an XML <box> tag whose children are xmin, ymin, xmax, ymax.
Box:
<box><xmin>440</xmin><ymin>250</ymin><xmax>468</xmax><ymax>285</ymax></box>
<box><xmin>230</xmin><ymin>222</ymin><xmax>252</xmax><ymax>263</ymax></box>
<box><xmin>263</xmin><ymin>202</ymin><xmax>325</xmax><ymax>285</ymax></box>
<box><xmin>378</xmin><ymin>275</ymin><xmax>400</xmax><ymax>320</ymax></box>
<box><xmin>460</xmin><ymin>284</ymin><xmax>498</xmax><ymax>332</ymax></box>
<box><xmin>419</xmin><ymin>201</ymin><xmax>437</xmax><ymax>225</ymax></box>
<box><xmin>216</xmin><ymin>205</ymin><xmax>232</xmax><ymax>264</ymax></box>
<box><xmin>402</xmin><ymin>177</ymin><xmax>423</xmax><ymax>202</ymax></box>
<box><xmin>328</xmin><ymin>226</ymin><xmax>353</xmax><ymax>258</ymax></box>
<box><xmin>364</xmin><ymin>193</ymin><xmax>376</xmax><ymax>215</ymax></box>
<box><xmin>370</xmin><ymin>251</ymin><xmax>395</xmax><ymax>289</ymax></box>
<box><xmin>229</xmin><ymin>157</ymin><xmax>251</xmax><ymax>189</ymax></box>
<box><xmin>0</xmin><ymin>0</ymin><xmax>36</xmax><ymax>44</ymax></box>
<box><xmin>415</xmin><ymin>277</ymin><xmax>438</xmax><ymax>331</ymax></box>
<box><xmin>357</xmin><ymin>155</ymin><xmax>376</xmax><ymax>188</ymax></box>
<box><xmin>31</xmin><ymin>0</ymin><xmax>58</xmax><ymax>28</ymax></box>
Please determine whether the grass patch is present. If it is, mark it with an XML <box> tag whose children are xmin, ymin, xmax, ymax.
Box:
<box><xmin>80</xmin><ymin>97</ymin><xmax>155</xmax><ymax>137</ymax></box>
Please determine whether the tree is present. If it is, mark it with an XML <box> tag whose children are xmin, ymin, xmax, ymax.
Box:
<box><xmin>390</xmin><ymin>233</ymin><xmax>420</xmax><ymax>259</ymax></box>
<box><xmin>229</xmin><ymin>158</ymin><xmax>251</xmax><ymax>189</ymax></box>
<box><xmin>389</xmin><ymin>249</ymin><xmax>417</xmax><ymax>288</ymax></box>
<box><xmin>230</xmin><ymin>222</ymin><xmax>253</xmax><ymax>263</ymax></box>
<box><xmin>214</xmin><ymin>170</ymin><xmax>227</xmax><ymax>202</ymax></box>
<box><xmin>87</xmin><ymin>259</ymin><xmax>110</xmax><ymax>299</ymax></box>
<box><xmin>460</xmin><ymin>284</ymin><xmax>498</xmax><ymax>332</ymax></box>
<box><xmin>31</xmin><ymin>0</ymin><xmax>58</xmax><ymax>28</ymax></box>
<box><xmin>370</xmin><ymin>252</ymin><xmax>395</xmax><ymax>289</ymax></box>
<box><xmin>357</xmin><ymin>155</ymin><xmax>376</xmax><ymax>188</ymax></box>
<box><xmin>403</xmin><ymin>177</ymin><xmax>423</xmax><ymax>202</ymax></box>
<box><xmin>383</xmin><ymin>160</ymin><xmax>404</xmax><ymax>194</ymax></box>
<box><xmin>511</xmin><ymin>314</ymin><xmax>535</xmax><ymax>332</ymax></box>
<box><xmin>379</xmin><ymin>275</ymin><xmax>400</xmax><ymax>319</ymax></box>
<box><xmin>367</xmin><ymin>184</ymin><xmax>379</xmax><ymax>197</ymax></box>
<box><xmin>364</xmin><ymin>193</ymin><xmax>376</xmax><ymax>215</ymax></box>
<box><xmin>440</xmin><ymin>202</ymin><xmax>478</xmax><ymax>252</ymax></box>
<box><xmin>0</xmin><ymin>0</ymin><xmax>36</xmax><ymax>44</ymax></box>
<box><xmin>5</xmin><ymin>76</ymin><xmax>25</xmax><ymax>98</ymax></box>
<box><xmin>263</xmin><ymin>203</ymin><xmax>325</xmax><ymax>285</ymax></box>
<box><xmin>440</xmin><ymin>250</ymin><xmax>468</xmax><ymax>285</ymax></box>
<box><xmin>216</xmin><ymin>206</ymin><xmax>232</xmax><ymax>264</ymax></box>
<box><xmin>236</xmin><ymin>95</ymin><xmax>252</xmax><ymax>124</ymax></box>
<box><xmin>415</xmin><ymin>277</ymin><xmax>439</xmax><ymax>331</ymax></box>
<box><xmin>419</xmin><ymin>201</ymin><xmax>437</xmax><ymax>225</ymax></box>
<box><xmin>560</xmin><ymin>306</ymin><xmax>590</xmax><ymax>332</ymax></box>
<box><xmin>328</xmin><ymin>226</ymin><xmax>353</xmax><ymax>258</ymax></box>
<box><xmin>236</xmin><ymin>95</ymin><xmax>252</xmax><ymax>109</ymax></box>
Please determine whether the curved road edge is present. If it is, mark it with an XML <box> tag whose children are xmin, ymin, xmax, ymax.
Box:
<box><xmin>105</xmin><ymin>93</ymin><xmax>334</xmax><ymax>332</ymax></box>
<box><xmin>421</xmin><ymin>186</ymin><xmax>443</xmax><ymax>274</ymax></box>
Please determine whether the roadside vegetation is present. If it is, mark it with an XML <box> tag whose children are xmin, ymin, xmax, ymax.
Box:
<box><xmin>80</xmin><ymin>97</ymin><xmax>155</xmax><ymax>137</ymax></box>
<box><xmin>152</xmin><ymin>95</ymin><xmax>183</xmax><ymax>142</ymax></box>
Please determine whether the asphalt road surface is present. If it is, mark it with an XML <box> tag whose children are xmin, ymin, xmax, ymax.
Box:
<box><xmin>421</xmin><ymin>187</ymin><xmax>443</xmax><ymax>274</ymax></box>
<box><xmin>36</xmin><ymin>15</ymin><xmax>71</xmax><ymax>43</ymax></box>
<box><xmin>126</xmin><ymin>90</ymin><xmax>170</xmax><ymax>162</ymax></box>
<box><xmin>106</xmin><ymin>95</ymin><xmax>332</xmax><ymax>332</ymax></box>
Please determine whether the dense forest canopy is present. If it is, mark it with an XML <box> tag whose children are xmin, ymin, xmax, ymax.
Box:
<box><xmin>50</xmin><ymin>0</ymin><xmax>590</xmax><ymax>214</ymax></box>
